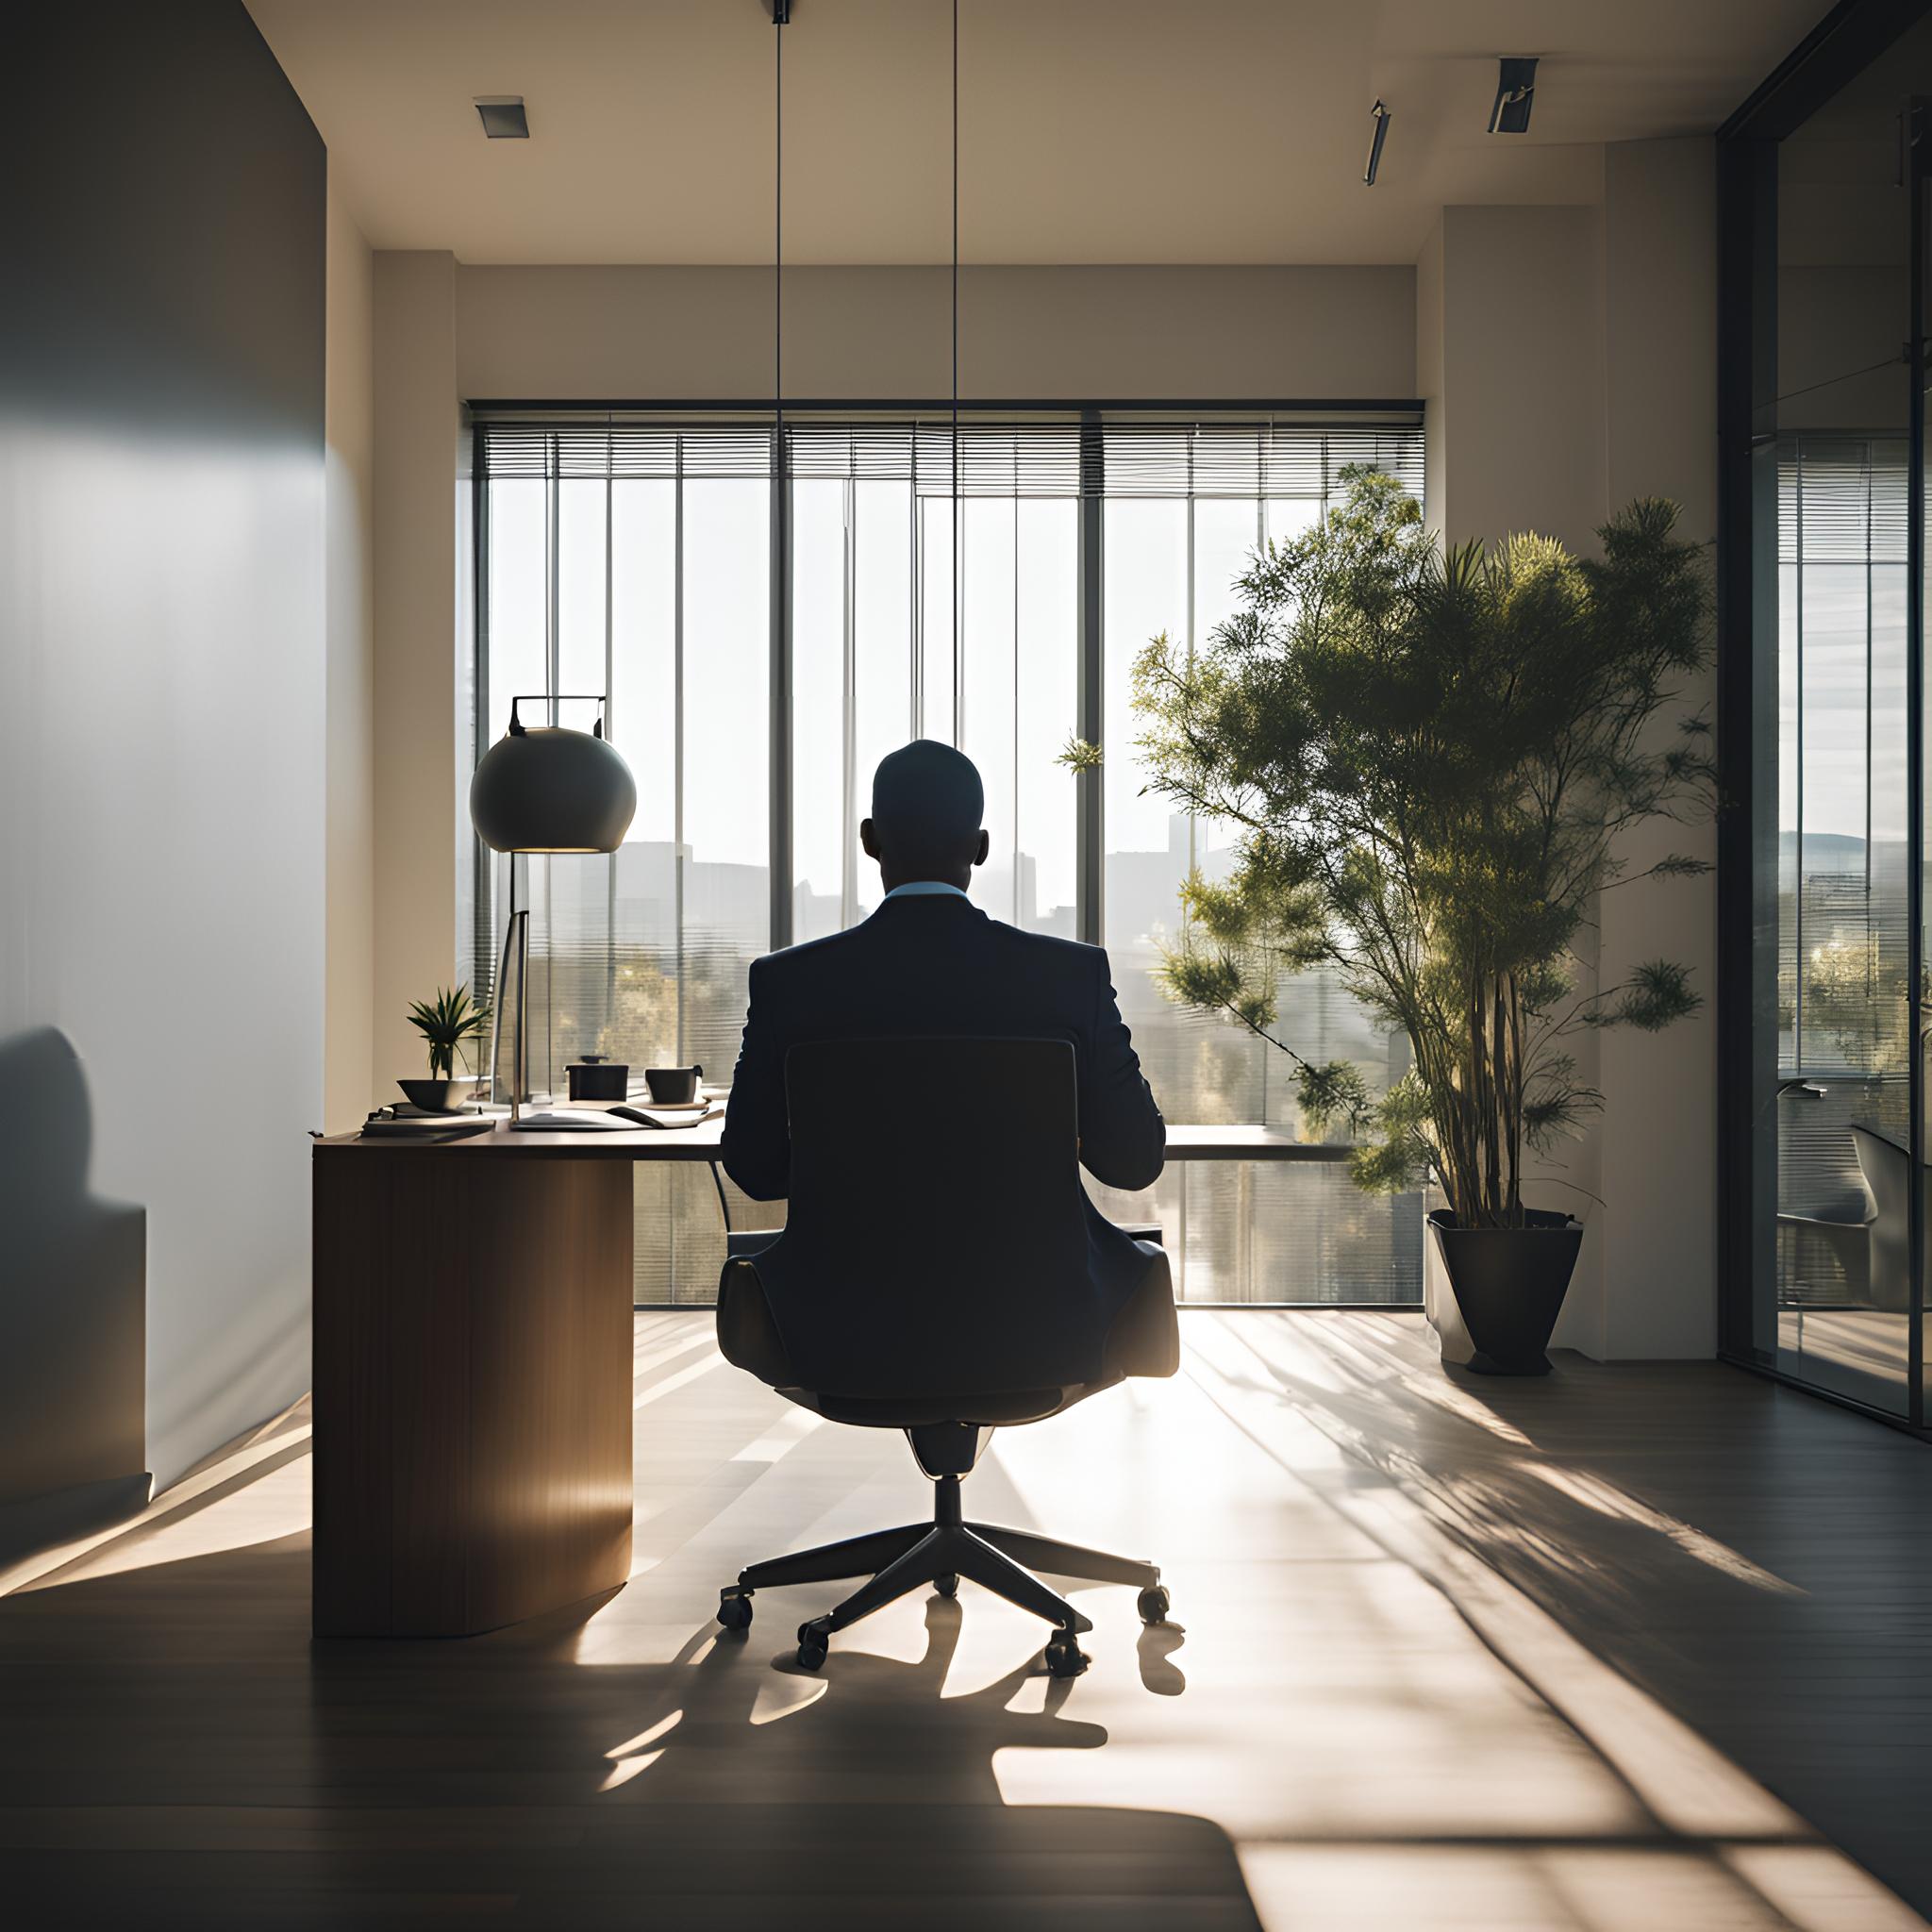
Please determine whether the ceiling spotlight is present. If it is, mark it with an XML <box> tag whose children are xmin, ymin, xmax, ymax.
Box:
<box><xmin>1487</xmin><ymin>58</ymin><xmax>1537</xmax><ymax>135</ymax></box>
<box><xmin>1364</xmin><ymin>100</ymin><xmax>1391</xmax><ymax>185</ymax></box>
<box><xmin>475</xmin><ymin>96</ymin><xmax>529</xmax><ymax>139</ymax></box>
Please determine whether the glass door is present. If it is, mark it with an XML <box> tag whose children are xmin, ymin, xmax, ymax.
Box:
<box><xmin>1917</xmin><ymin>97</ymin><xmax>1932</xmax><ymax>1423</ymax></box>
<box><xmin>1764</xmin><ymin>58</ymin><xmax>1920</xmax><ymax>1416</ymax></box>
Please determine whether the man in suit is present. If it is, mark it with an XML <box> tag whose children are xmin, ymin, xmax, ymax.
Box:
<box><xmin>721</xmin><ymin>739</ymin><xmax>1171</xmax><ymax>1361</ymax></box>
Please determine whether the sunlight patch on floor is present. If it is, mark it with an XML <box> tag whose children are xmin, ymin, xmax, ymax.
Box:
<box><xmin>2</xmin><ymin>1412</ymin><xmax>311</xmax><ymax>1599</ymax></box>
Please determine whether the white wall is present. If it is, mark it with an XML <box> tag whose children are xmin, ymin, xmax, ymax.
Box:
<box><xmin>1</xmin><ymin>4</ymin><xmax>326</xmax><ymax>1493</ymax></box>
<box><xmin>325</xmin><ymin>186</ymin><xmax>376</xmax><ymax>1136</ymax></box>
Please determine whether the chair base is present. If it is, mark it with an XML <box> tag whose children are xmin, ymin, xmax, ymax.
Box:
<box><xmin>719</xmin><ymin>1469</ymin><xmax>1164</xmax><ymax>1673</ymax></box>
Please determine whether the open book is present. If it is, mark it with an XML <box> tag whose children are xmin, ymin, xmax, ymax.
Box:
<box><xmin>510</xmin><ymin>1104</ymin><xmax>719</xmax><ymax>1133</ymax></box>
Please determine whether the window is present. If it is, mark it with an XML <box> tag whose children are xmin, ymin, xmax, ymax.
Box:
<box><xmin>471</xmin><ymin>412</ymin><xmax>1424</xmax><ymax>1305</ymax></box>
<box><xmin>1771</xmin><ymin>436</ymin><xmax>1913</xmax><ymax>1389</ymax></box>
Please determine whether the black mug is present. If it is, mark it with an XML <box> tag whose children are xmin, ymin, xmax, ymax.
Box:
<box><xmin>567</xmin><ymin>1055</ymin><xmax>628</xmax><ymax>1102</ymax></box>
<box><xmin>645</xmin><ymin>1063</ymin><xmax>703</xmax><ymax>1105</ymax></box>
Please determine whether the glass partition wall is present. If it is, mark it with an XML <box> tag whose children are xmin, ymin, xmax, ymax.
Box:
<box><xmin>1722</xmin><ymin>11</ymin><xmax>1932</xmax><ymax>1428</ymax></box>
<box><xmin>469</xmin><ymin>412</ymin><xmax>1425</xmax><ymax>1307</ymax></box>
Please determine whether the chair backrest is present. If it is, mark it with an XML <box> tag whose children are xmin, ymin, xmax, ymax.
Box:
<box><xmin>758</xmin><ymin>1036</ymin><xmax>1098</xmax><ymax>1398</ymax></box>
<box><xmin>1851</xmin><ymin>1124</ymin><xmax>1911</xmax><ymax>1310</ymax></box>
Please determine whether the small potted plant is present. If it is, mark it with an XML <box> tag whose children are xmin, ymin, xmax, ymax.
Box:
<box><xmin>400</xmin><ymin>985</ymin><xmax>491</xmax><ymax>1114</ymax></box>
<box><xmin>1134</xmin><ymin>468</ymin><xmax>1714</xmax><ymax>1374</ymax></box>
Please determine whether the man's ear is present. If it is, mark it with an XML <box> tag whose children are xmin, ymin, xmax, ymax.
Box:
<box><xmin>973</xmin><ymin>828</ymin><xmax>991</xmax><ymax>869</ymax></box>
<box><xmin>859</xmin><ymin>817</ymin><xmax>879</xmax><ymax>858</ymax></box>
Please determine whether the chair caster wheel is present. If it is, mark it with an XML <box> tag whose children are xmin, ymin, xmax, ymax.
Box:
<box><xmin>795</xmin><ymin>1620</ymin><xmax>831</xmax><ymax>1671</ymax></box>
<box><xmin>717</xmin><ymin>1590</ymin><xmax>753</xmax><ymax>1631</ymax></box>
<box><xmin>935</xmin><ymin>1573</ymin><xmax>958</xmax><ymax>1598</ymax></box>
<box><xmin>1043</xmin><ymin>1633</ymin><xmax>1089</xmax><ymax>1679</ymax></box>
<box><xmin>1137</xmin><ymin>1585</ymin><xmax>1171</xmax><ymax>1625</ymax></box>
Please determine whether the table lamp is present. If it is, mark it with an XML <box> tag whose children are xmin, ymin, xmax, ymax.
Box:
<box><xmin>470</xmin><ymin>693</ymin><xmax>637</xmax><ymax>1122</ymax></box>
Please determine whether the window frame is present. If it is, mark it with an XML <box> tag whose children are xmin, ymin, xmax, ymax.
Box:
<box><xmin>1716</xmin><ymin>0</ymin><xmax>1932</xmax><ymax>1430</ymax></box>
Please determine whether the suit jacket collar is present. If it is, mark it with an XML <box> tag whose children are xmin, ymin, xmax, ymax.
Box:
<box><xmin>864</xmin><ymin>891</ymin><xmax>985</xmax><ymax>927</ymax></box>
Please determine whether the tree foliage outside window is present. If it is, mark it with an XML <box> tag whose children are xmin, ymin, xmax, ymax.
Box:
<box><xmin>1133</xmin><ymin>467</ymin><xmax>1715</xmax><ymax>1229</ymax></box>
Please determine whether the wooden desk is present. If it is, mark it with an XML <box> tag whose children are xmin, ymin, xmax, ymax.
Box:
<box><xmin>311</xmin><ymin>1112</ymin><xmax>1327</xmax><ymax>1637</ymax></box>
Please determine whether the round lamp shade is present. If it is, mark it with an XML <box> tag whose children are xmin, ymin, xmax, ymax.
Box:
<box><xmin>470</xmin><ymin>724</ymin><xmax>637</xmax><ymax>854</ymax></box>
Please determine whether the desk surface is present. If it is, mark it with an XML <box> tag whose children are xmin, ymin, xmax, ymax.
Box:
<box><xmin>314</xmin><ymin>1114</ymin><xmax>1336</xmax><ymax>1163</ymax></box>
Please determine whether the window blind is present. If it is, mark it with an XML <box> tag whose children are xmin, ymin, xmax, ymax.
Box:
<box><xmin>475</xmin><ymin>413</ymin><xmax>1424</xmax><ymax>501</ymax></box>
<box><xmin>1778</xmin><ymin>435</ymin><xmax>1909</xmax><ymax>563</ymax></box>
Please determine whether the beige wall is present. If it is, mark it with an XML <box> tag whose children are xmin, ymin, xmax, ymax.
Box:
<box><xmin>455</xmin><ymin>264</ymin><xmax>1417</xmax><ymax>401</ymax></box>
<box><xmin>1424</xmin><ymin>203</ymin><xmax>1608</xmax><ymax>553</ymax></box>
<box><xmin>1415</xmin><ymin>223</ymin><xmax>1444</xmax><ymax>537</ymax></box>
<box><xmin>325</xmin><ymin>184</ymin><xmax>376</xmax><ymax>1135</ymax></box>
<box><xmin>1413</xmin><ymin>141</ymin><xmax>1718</xmax><ymax>1359</ymax></box>
<box><xmin>1593</xmin><ymin>137</ymin><xmax>1719</xmax><ymax>1361</ymax></box>
<box><xmin>372</xmin><ymin>252</ymin><xmax>463</xmax><ymax>1094</ymax></box>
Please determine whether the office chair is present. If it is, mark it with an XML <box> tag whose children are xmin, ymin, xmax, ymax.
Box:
<box><xmin>713</xmin><ymin>1036</ymin><xmax>1179</xmax><ymax>1677</ymax></box>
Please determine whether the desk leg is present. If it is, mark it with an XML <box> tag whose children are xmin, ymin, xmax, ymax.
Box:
<box><xmin>313</xmin><ymin>1153</ymin><xmax>634</xmax><ymax>1638</ymax></box>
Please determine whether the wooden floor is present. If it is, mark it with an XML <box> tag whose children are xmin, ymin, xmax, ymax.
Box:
<box><xmin>0</xmin><ymin>1311</ymin><xmax>1925</xmax><ymax>1931</ymax></box>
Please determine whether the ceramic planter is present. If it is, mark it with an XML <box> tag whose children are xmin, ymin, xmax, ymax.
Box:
<box><xmin>1426</xmin><ymin>1207</ymin><xmax>1583</xmax><ymax>1376</ymax></box>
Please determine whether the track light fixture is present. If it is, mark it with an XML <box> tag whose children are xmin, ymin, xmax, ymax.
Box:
<box><xmin>1364</xmin><ymin>100</ymin><xmax>1391</xmax><ymax>185</ymax></box>
<box><xmin>474</xmin><ymin>96</ymin><xmax>528</xmax><ymax>139</ymax></box>
<box><xmin>1488</xmin><ymin>58</ymin><xmax>1538</xmax><ymax>135</ymax></box>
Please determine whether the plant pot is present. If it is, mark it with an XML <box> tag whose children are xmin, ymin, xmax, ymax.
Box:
<box><xmin>1427</xmin><ymin>1208</ymin><xmax>1582</xmax><ymax>1377</ymax></box>
<box><xmin>398</xmin><ymin>1077</ymin><xmax>479</xmax><ymax>1115</ymax></box>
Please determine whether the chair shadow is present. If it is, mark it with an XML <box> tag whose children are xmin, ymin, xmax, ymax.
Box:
<box><xmin>0</xmin><ymin>1536</ymin><xmax>1259</xmax><ymax>1929</ymax></box>
<box><xmin>0</xmin><ymin>1026</ymin><xmax>148</xmax><ymax>1567</ymax></box>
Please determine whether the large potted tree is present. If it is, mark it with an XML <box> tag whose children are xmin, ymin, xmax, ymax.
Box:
<box><xmin>1133</xmin><ymin>468</ymin><xmax>1714</xmax><ymax>1374</ymax></box>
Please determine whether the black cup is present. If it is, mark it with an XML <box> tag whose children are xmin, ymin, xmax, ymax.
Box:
<box><xmin>645</xmin><ymin>1063</ymin><xmax>703</xmax><ymax>1105</ymax></box>
<box><xmin>567</xmin><ymin>1056</ymin><xmax>629</xmax><ymax>1102</ymax></box>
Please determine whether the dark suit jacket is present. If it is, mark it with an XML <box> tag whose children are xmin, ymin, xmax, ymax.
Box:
<box><xmin>721</xmin><ymin>891</ymin><xmax>1166</xmax><ymax>1324</ymax></box>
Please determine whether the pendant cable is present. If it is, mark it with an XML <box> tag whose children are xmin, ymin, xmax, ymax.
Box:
<box><xmin>774</xmin><ymin>5</ymin><xmax>784</xmax><ymax>462</ymax></box>
<box><xmin>951</xmin><ymin>0</ymin><xmax>961</xmax><ymax>727</ymax></box>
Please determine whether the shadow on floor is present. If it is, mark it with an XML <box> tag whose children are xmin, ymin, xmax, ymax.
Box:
<box><xmin>0</xmin><ymin>1532</ymin><xmax>1258</xmax><ymax>1931</ymax></box>
<box><xmin>1210</xmin><ymin>1311</ymin><xmax>1932</xmax><ymax>1924</ymax></box>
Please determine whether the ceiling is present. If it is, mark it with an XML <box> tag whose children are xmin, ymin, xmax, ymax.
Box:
<box><xmin>248</xmin><ymin>0</ymin><xmax>1827</xmax><ymax>267</ymax></box>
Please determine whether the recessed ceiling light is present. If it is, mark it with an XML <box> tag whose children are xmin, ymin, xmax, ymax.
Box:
<box><xmin>1487</xmin><ymin>58</ymin><xmax>1537</xmax><ymax>135</ymax></box>
<box><xmin>475</xmin><ymin>96</ymin><xmax>529</xmax><ymax>140</ymax></box>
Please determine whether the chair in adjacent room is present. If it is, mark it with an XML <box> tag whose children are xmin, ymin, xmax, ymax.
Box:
<box><xmin>713</xmin><ymin>1036</ymin><xmax>1179</xmax><ymax>1678</ymax></box>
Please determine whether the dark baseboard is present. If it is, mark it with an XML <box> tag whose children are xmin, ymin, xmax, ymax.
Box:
<box><xmin>0</xmin><ymin>1471</ymin><xmax>153</xmax><ymax>1574</ymax></box>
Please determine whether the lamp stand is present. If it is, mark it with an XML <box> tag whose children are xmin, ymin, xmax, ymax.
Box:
<box><xmin>491</xmin><ymin>891</ymin><xmax>532</xmax><ymax>1124</ymax></box>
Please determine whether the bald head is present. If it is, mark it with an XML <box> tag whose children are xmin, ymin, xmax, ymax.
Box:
<box><xmin>861</xmin><ymin>740</ymin><xmax>990</xmax><ymax>891</ymax></box>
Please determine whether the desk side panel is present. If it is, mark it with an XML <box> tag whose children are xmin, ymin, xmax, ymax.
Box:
<box><xmin>464</xmin><ymin>1159</ymin><xmax>635</xmax><ymax>1630</ymax></box>
<box><xmin>311</xmin><ymin>1156</ymin><xmax>397</xmax><ymax>1636</ymax></box>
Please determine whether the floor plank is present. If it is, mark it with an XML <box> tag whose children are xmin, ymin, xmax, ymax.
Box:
<box><xmin>0</xmin><ymin>1314</ymin><xmax>1922</xmax><ymax>1931</ymax></box>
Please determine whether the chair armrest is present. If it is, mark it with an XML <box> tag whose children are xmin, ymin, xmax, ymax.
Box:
<box><xmin>716</xmin><ymin>1257</ymin><xmax>796</xmax><ymax>1386</ymax></box>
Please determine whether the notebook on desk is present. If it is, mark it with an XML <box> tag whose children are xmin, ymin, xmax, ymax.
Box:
<box><xmin>358</xmin><ymin>1117</ymin><xmax>494</xmax><ymax>1141</ymax></box>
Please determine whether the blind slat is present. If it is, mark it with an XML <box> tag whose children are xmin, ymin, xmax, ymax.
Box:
<box><xmin>1778</xmin><ymin>435</ymin><xmax>1910</xmax><ymax>564</ymax></box>
<box><xmin>475</xmin><ymin>416</ymin><xmax>1424</xmax><ymax>500</ymax></box>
